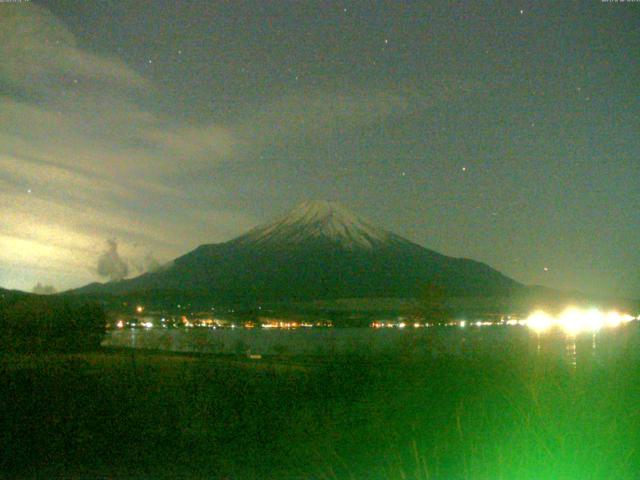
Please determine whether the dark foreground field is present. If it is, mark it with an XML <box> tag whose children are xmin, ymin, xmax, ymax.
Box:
<box><xmin>2</xmin><ymin>344</ymin><xmax>640</xmax><ymax>480</ymax></box>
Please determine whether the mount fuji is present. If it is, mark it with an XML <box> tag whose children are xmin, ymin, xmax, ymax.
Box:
<box><xmin>71</xmin><ymin>201</ymin><xmax>521</xmax><ymax>303</ymax></box>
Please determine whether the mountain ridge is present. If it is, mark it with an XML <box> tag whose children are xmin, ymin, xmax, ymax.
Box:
<box><xmin>69</xmin><ymin>200</ymin><xmax>522</xmax><ymax>302</ymax></box>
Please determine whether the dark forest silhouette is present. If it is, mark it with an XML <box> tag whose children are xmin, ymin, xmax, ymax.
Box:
<box><xmin>0</xmin><ymin>292</ymin><xmax>105</xmax><ymax>352</ymax></box>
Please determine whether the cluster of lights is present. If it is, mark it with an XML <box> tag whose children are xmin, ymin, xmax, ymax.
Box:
<box><xmin>371</xmin><ymin>321</ymin><xmax>428</xmax><ymax>329</ymax></box>
<box><xmin>116</xmin><ymin>316</ymin><xmax>335</xmax><ymax>330</ymax></box>
<box><xmin>118</xmin><ymin>306</ymin><xmax>635</xmax><ymax>336</ymax></box>
<box><xmin>261</xmin><ymin>321</ymin><xmax>324</xmax><ymax>329</ymax></box>
<box><xmin>524</xmin><ymin>307</ymin><xmax>636</xmax><ymax>335</ymax></box>
<box><xmin>457</xmin><ymin>320</ymin><xmax>494</xmax><ymax>328</ymax></box>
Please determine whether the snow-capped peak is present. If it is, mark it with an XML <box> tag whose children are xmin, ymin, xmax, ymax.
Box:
<box><xmin>237</xmin><ymin>200</ymin><xmax>391</xmax><ymax>249</ymax></box>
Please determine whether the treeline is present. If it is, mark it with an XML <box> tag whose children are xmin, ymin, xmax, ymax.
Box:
<box><xmin>0</xmin><ymin>292</ymin><xmax>105</xmax><ymax>352</ymax></box>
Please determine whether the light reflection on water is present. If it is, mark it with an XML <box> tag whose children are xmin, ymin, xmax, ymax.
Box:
<box><xmin>102</xmin><ymin>324</ymin><xmax>639</xmax><ymax>365</ymax></box>
<box><xmin>565</xmin><ymin>336</ymin><xmax>577</xmax><ymax>367</ymax></box>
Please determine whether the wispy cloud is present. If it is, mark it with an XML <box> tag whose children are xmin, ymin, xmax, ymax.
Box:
<box><xmin>234</xmin><ymin>78</ymin><xmax>472</xmax><ymax>152</ymax></box>
<box><xmin>0</xmin><ymin>4</ymin><xmax>148</xmax><ymax>96</ymax></box>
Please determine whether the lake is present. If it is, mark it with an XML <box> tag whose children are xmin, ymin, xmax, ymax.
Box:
<box><xmin>103</xmin><ymin>323</ymin><xmax>640</xmax><ymax>365</ymax></box>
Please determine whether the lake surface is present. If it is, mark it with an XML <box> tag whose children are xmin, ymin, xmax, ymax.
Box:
<box><xmin>103</xmin><ymin>323</ymin><xmax>640</xmax><ymax>364</ymax></box>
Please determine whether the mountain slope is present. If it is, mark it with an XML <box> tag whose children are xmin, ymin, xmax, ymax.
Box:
<box><xmin>71</xmin><ymin>201</ymin><xmax>521</xmax><ymax>302</ymax></box>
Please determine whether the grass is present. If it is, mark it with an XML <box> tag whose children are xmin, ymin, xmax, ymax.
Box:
<box><xmin>1</xmin><ymin>340</ymin><xmax>639</xmax><ymax>479</ymax></box>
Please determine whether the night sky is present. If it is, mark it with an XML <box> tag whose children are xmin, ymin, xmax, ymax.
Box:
<box><xmin>1</xmin><ymin>1</ymin><xmax>638</xmax><ymax>297</ymax></box>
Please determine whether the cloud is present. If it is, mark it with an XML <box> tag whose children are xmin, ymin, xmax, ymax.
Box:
<box><xmin>96</xmin><ymin>239</ymin><xmax>129</xmax><ymax>282</ymax></box>
<box><xmin>32</xmin><ymin>282</ymin><xmax>57</xmax><ymax>295</ymax></box>
<box><xmin>0</xmin><ymin>3</ymin><xmax>235</xmax><ymax>179</ymax></box>
<box><xmin>0</xmin><ymin>4</ymin><xmax>148</xmax><ymax>96</ymax></box>
<box><xmin>235</xmin><ymin>78</ymin><xmax>474</xmax><ymax>147</ymax></box>
<box><xmin>96</xmin><ymin>243</ymin><xmax>166</xmax><ymax>283</ymax></box>
<box><xmin>143</xmin><ymin>124</ymin><xmax>236</xmax><ymax>161</ymax></box>
<box><xmin>131</xmin><ymin>253</ymin><xmax>162</xmax><ymax>275</ymax></box>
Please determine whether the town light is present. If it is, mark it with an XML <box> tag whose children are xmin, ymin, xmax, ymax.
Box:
<box><xmin>526</xmin><ymin>310</ymin><xmax>553</xmax><ymax>334</ymax></box>
<box><xmin>523</xmin><ymin>307</ymin><xmax>636</xmax><ymax>336</ymax></box>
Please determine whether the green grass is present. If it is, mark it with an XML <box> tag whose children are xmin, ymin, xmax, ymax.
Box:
<box><xmin>1</xmin><ymin>344</ymin><xmax>639</xmax><ymax>479</ymax></box>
